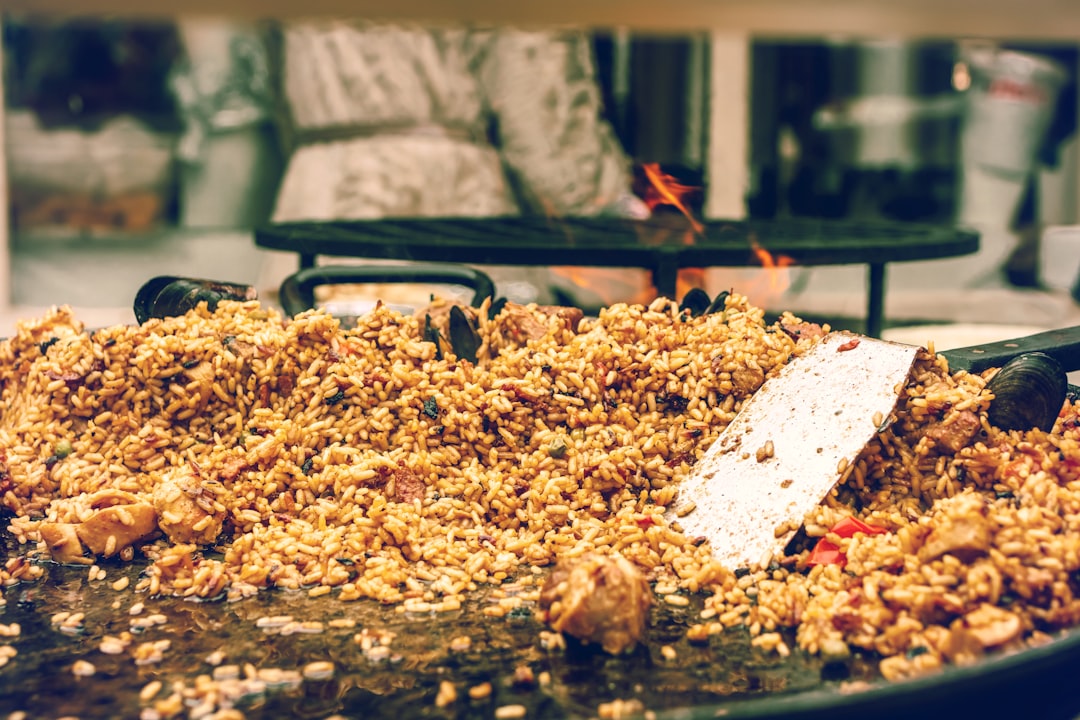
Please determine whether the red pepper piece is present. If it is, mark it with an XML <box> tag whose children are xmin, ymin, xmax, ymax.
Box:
<box><xmin>807</xmin><ymin>539</ymin><xmax>846</xmax><ymax>567</ymax></box>
<box><xmin>831</xmin><ymin>516</ymin><xmax>887</xmax><ymax>538</ymax></box>
<box><xmin>806</xmin><ymin>517</ymin><xmax>887</xmax><ymax>566</ymax></box>
<box><xmin>837</xmin><ymin>339</ymin><xmax>861</xmax><ymax>352</ymax></box>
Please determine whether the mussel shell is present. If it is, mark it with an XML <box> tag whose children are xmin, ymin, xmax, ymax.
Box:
<box><xmin>134</xmin><ymin>276</ymin><xmax>258</xmax><ymax>324</ymax></box>
<box><xmin>423</xmin><ymin>313</ymin><xmax>444</xmax><ymax>361</ymax></box>
<box><xmin>449</xmin><ymin>305</ymin><xmax>482</xmax><ymax>364</ymax></box>
<box><xmin>679</xmin><ymin>288</ymin><xmax>711</xmax><ymax>318</ymax></box>
<box><xmin>705</xmin><ymin>290</ymin><xmax>730</xmax><ymax>315</ymax></box>
<box><xmin>986</xmin><ymin>352</ymin><xmax>1067</xmax><ymax>433</ymax></box>
<box><xmin>488</xmin><ymin>296</ymin><xmax>509</xmax><ymax>321</ymax></box>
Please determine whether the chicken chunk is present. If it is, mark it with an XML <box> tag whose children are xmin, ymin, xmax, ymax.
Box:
<box><xmin>731</xmin><ymin>365</ymin><xmax>766</xmax><ymax>396</ymax></box>
<box><xmin>39</xmin><ymin>522</ymin><xmax>87</xmax><ymax>563</ymax></box>
<box><xmin>74</xmin><ymin>502</ymin><xmax>158</xmax><ymax>557</ymax></box>
<box><xmin>535</xmin><ymin>306</ymin><xmax>584</xmax><ymax>334</ymax></box>
<box><xmin>152</xmin><ymin>467</ymin><xmax>225</xmax><ymax>545</ymax></box>
<box><xmin>962</xmin><ymin>604</ymin><xmax>1023</xmax><ymax>648</ymax></box>
<box><xmin>390</xmin><ymin>464</ymin><xmax>426</xmax><ymax>503</ymax></box>
<box><xmin>501</xmin><ymin>303</ymin><xmax>583</xmax><ymax>343</ymax></box>
<box><xmin>918</xmin><ymin>494</ymin><xmax>991</xmax><ymax>563</ymax></box>
<box><xmin>38</xmin><ymin>488</ymin><xmax>158</xmax><ymax>562</ymax></box>
<box><xmin>780</xmin><ymin>320</ymin><xmax>826</xmax><ymax>343</ymax></box>
<box><xmin>538</xmin><ymin>553</ymin><xmax>652</xmax><ymax>654</ymax></box>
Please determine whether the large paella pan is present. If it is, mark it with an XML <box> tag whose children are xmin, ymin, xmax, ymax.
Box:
<box><xmin>2</xmin><ymin>287</ymin><xmax>1080</xmax><ymax>719</ymax></box>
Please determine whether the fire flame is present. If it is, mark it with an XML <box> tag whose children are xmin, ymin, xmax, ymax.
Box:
<box><xmin>551</xmin><ymin>164</ymin><xmax>707</xmax><ymax>305</ymax></box>
<box><xmin>640</xmin><ymin>163</ymin><xmax>704</xmax><ymax>235</ymax></box>
<box><xmin>750</xmin><ymin>237</ymin><xmax>795</xmax><ymax>294</ymax></box>
<box><xmin>640</xmin><ymin>163</ymin><xmax>706</xmax><ymax>297</ymax></box>
<box><xmin>552</xmin><ymin>266</ymin><xmax>655</xmax><ymax>306</ymax></box>
<box><xmin>550</xmin><ymin>166</ymin><xmax>793</xmax><ymax>308</ymax></box>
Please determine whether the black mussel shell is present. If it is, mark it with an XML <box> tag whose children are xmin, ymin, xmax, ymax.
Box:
<box><xmin>423</xmin><ymin>313</ymin><xmax>444</xmax><ymax>361</ymax></box>
<box><xmin>679</xmin><ymin>288</ymin><xmax>711</xmax><ymax>318</ymax></box>
<box><xmin>488</xmin><ymin>296</ymin><xmax>509</xmax><ymax>321</ymax></box>
<box><xmin>706</xmin><ymin>290</ymin><xmax>731</xmax><ymax>315</ymax></box>
<box><xmin>134</xmin><ymin>276</ymin><xmax>257</xmax><ymax>324</ymax></box>
<box><xmin>449</xmin><ymin>305</ymin><xmax>482</xmax><ymax>364</ymax></box>
<box><xmin>986</xmin><ymin>352</ymin><xmax>1067</xmax><ymax>433</ymax></box>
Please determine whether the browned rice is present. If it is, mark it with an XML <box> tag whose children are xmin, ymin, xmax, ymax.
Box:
<box><xmin>0</xmin><ymin>294</ymin><xmax>1078</xmax><ymax>682</ymax></box>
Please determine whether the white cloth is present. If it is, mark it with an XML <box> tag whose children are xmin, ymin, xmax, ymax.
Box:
<box><xmin>271</xmin><ymin>23</ymin><xmax>636</xmax><ymax>222</ymax></box>
<box><xmin>262</xmin><ymin>22</ymin><xmax>646</xmax><ymax>305</ymax></box>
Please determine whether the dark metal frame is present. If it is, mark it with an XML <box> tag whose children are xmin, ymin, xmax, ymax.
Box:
<box><xmin>257</xmin><ymin>216</ymin><xmax>979</xmax><ymax>337</ymax></box>
<box><xmin>277</xmin><ymin>263</ymin><xmax>495</xmax><ymax>317</ymax></box>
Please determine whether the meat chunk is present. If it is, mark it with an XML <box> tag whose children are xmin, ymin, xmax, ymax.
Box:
<box><xmin>941</xmin><ymin>625</ymin><xmax>985</xmax><ymax>666</ymax></box>
<box><xmin>919</xmin><ymin>516</ymin><xmax>991</xmax><ymax>563</ymax></box>
<box><xmin>535</xmin><ymin>306</ymin><xmax>584</xmax><ymax>334</ymax></box>
<box><xmin>39</xmin><ymin>522</ymin><xmax>87</xmax><ymax>563</ymax></box>
<box><xmin>918</xmin><ymin>494</ymin><xmax>991</xmax><ymax>563</ymax></box>
<box><xmin>226</xmin><ymin>339</ymin><xmax>258</xmax><ymax>360</ymax></box>
<box><xmin>44</xmin><ymin>369</ymin><xmax>84</xmax><ymax>389</ymax></box>
<box><xmin>86</xmin><ymin>489</ymin><xmax>141</xmax><ymax>510</ymax></box>
<box><xmin>219</xmin><ymin>456</ymin><xmax>248</xmax><ymax>481</ymax></box>
<box><xmin>780</xmin><ymin>320</ymin><xmax>826</xmax><ymax>342</ymax></box>
<box><xmin>923</xmin><ymin>411</ymin><xmax>981</xmax><ymax>454</ymax></box>
<box><xmin>962</xmin><ymin>604</ymin><xmax>1023</xmax><ymax>648</ymax></box>
<box><xmin>75</xmin><ymin>502</ymin><xmax>158</xmax><ymax>557</ymax></box>
<box><xmin>38</xmin><ymin>489</ymin><xmax>158</xmax><ymax>562</ymax></box>
<box><xmin>183</xmin><ymin>360</ymin><xmax>215</xmax><ymax>388</ymax></box>
<box><xmin>538</xmin><ymin>553</ymin><xmax>652</xmax><ymax>654</ymax></box>
<box><xmin>501</xmin><ymin>303</ymin><xmax>551</xmax><ymax>342</ymax></box>
<box><xmin>390</xmin><ymin>464</ymin><xmax>425</xmax><ymax>503</ymax></box>
<box><xmin>152</xmin><ymin>467</ymin><xmax>225</xmax><ymax>545</ymax></box>
<box><xmin>731</xmin><ymin>365</ymin><xmax>766</xmax><ymax>396</ymax></box>
<box><xmin>498</xmin><ymin>303</ymin><xmax>583</xmax><ymax>344</ymax></box>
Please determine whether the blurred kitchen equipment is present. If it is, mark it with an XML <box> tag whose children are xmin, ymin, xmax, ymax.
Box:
<box><xmin>1040</xmin><ymin>225</ymin><xmax>1080</xmax><ymax>298</ymax></box>
<box><xmin>170</xmin><ymin>19</ymin><xmax>280</xmax><ymax>228</ymax></box>
<box><xmin>813</xmin><ymin>41</ymin><xmax>961</xmax><ymax>173</ymax></box>
<box><xmin>956</xmin><ymin>46</ymin><xmax>1067</xmax><ymax>286</ymax></box>
<box><xmin>960</xmin><ymin>47</ymin><xmax>1067</xmax><ymax>188</ymax></box>
<box><xmin>4</xmin><ymin>17</ymin><xmax>182</xmax><ymax>234</ymax></box>
<box><xmin>784</xmin><ymin>40</ymin><xmax>960</xmax><ymax>221</ymax></box>
<box><xmin>6</xmin><ymin>111</ymin><xmax>175</xmax><ymax>232</ymax></box>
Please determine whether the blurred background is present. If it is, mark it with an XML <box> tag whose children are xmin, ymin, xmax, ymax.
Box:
<box><xmin>1</xmin><ymin>9</ymin><xmax>1079</xmax><ymax>348</ymax></box>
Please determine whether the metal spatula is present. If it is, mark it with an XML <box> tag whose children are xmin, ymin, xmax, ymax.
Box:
<box><xmin>671</xmin><ymin>327</ymin><xmax>1080</xmax><ymax>571</ymax></box>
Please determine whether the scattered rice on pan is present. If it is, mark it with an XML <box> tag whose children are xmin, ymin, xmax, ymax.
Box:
<box><xmin>1</xmin><ymin>293</ymin><xmax>1079</xmax><ymax>683</ymax></box>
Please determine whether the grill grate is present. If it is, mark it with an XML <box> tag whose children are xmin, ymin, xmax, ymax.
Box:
<box><xmin>257</xmin><ymin>215</ymin><xmax>978</xmax><ymax>270</ymax></box>
<box><xmin>257</xmin><ymin>216</ymin><xmax>979</xmax><ymax>337</ymax></box>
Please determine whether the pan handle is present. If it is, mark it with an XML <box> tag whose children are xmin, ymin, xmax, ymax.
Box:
<box><xmin>940</xmin><ymin>325</ymin><xmax>1080</xmax><ymax>374</ymax></box>
<box><xmin>278</xmin><ymin>264</ymin><xmax>496</xmax><ymax>318</ymax></box>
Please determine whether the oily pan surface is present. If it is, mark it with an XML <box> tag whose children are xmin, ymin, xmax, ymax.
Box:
<box><xmin>0</xmin><ymin>295</ymin><xmax>1079</xmax><ymax>717</ymax></box>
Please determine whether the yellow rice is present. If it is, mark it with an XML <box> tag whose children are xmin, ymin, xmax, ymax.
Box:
<box><xmin>0</xmin><ymin>294</ymin><xmax>1078</xmax><ymax>682</ymax></box>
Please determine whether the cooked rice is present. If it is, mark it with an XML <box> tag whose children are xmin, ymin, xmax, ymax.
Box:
<box><xmin>1</xmin><ymin>294</ymin><xmax>1079</xmax><ymax>683</ymax></box>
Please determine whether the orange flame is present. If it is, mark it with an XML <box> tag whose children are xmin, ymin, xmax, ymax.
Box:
<box><xmin>641</xmin><ymin>163</ymin><xmax>706</xmax><ymax>299</ymax></box>
<box><xmin>675</xmin><ymin>269</ymin><xmax>707</xmax><ymax>299</ymax></box>
<box><xmin>748</xmin><ymin>237</ymin><xmax>795</xmax><ymax>298</ymax></box>
<box><xmin>641</xmin><ymin>163</ymin><xmax>704</xmax><ymax>234</ymax></box>
<box><xmin>548</xmin><ymin>165</ymin><xmax>712</xmax><ymax>305</ymax></box>
<box><xmin>553</xmin><ymin>266</ymin><xmax>655</xmax><ymax>306</ymax></box>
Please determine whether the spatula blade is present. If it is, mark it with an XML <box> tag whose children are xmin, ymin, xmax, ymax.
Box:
<box><xmin>671</xmin><ymin>333</ymin><xmax>920</xmax><ymax>571</ymax></box>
